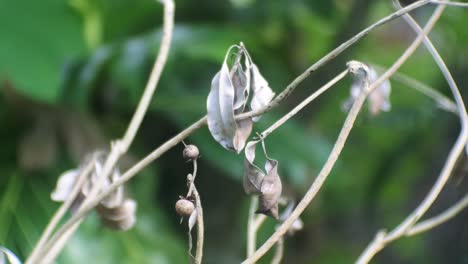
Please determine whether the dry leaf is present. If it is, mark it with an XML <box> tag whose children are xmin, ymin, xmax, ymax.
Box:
<box><xmin>207</xmin><ymin>60</ymin><xmax>238</xmax><ymax>151</ymax></box>
<box><xmin>51</xmin><ymin>169</ymin><xmax>80</xmax><ymax>202</ymax></box>
<box><xmin>256</xmin><ymin>158</ymin><xmax>282</xmax><ymax>219</ymax></box>
<box><xmin>250</xmin><ymin>64</ymin><xmax>275</xmax><ymax>121</ymax></box>
<box><xmin>342</xmin><ymin>61</ymin><xmax>391</xmax><ymax>115</ymax></box>
<box><xmin>207</xmin><ymin>46</ymin><xmax>254</xmax><ymax>153</ymax></box>
<box><xmin>243</xmin><ymin>140</ymin><xmax>265</xmax><ymax>194</ymax></box>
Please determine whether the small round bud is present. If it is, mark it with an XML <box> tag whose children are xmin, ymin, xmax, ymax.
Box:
<box><xmin>175</xmin><ymin>198</ymin><xmax>195</xmax><ymax>217</ymax></box>
<box><xmin>183</xmin><ymin>145</ymin><xmax>199</xmax><ymax>160</ymax></box>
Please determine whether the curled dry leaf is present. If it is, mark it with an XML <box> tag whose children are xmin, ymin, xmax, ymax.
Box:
<box><xmin>51</xmin><ymin>169</ymin><xmax>80</xmax><ymax>202</ymax></box>
<box><xmin>0</xmin><ymin>246</ymin><xmax>21</xmax><ymax>264</ymax></box>
<box><xmin>342</xmin><ymin>61</ymin><xmax>391</xmax><ymax>115</ymax></box>
<box><xmin>243</xmin><ymin>140</ymin><xmax>265</xmax><ymax>194</ymax></box>
<box><xmin>250</xmin><ymin>64</ymin><xmax>275</xmax><ymax>122</ymax></box>
<box><xmin>51</xmin><ymin>152</ymin><xmax>134</xmax><ymax>223</ymax></box>
<box><xmin>256</xmin><ymin>158</ymin><xmax>282</xmax><ymax>219</ymax></box>
<box><xmin>243</xmin><ymin>140</ymin><xmax>283</xmax><ymax>219</ymax></box>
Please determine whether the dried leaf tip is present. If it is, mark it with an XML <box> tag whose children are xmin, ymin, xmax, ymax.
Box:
<box><xmin>343</xmin><ymin>61</ymin><xmax>391</xmax><ymax>115</ymax></box>
<box><xmin>207</xmin><ymin>43</ymin><xmax>275</xmax><ymax>153</ymax></box>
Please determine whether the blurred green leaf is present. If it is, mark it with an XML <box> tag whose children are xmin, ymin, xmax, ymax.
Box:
<box><xmin>0</xmin><ymin>0</ymin><xmax>87</xmax><ymax>104</ymax></box>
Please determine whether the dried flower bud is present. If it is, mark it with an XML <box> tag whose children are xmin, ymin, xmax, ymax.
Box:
<box><xmin>342</xmin><ymin>61</ymin><xmax>391</xmax><ymax>115</ymax></box>
<box><xmin>175</xmin><ymin>198</ymin><xmax>195</xmax><ymax>217</ymax></box>
<box><xmin>183</xmin><ymin>145</ymin><xmax>199</xmax><ymax>161</ymax></box>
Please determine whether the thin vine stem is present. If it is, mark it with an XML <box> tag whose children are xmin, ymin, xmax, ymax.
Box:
<box><xmin>25</xmin><ymin>161</ymin><xmax>93</xmax><ymax>264</ymax></box>
<box><xmin>406</xmin><ymin>194</ymin><xmax>468</xmax><ymax>236</ymax></box>
<box><xmin>356</xmin><ymin>4</ymin><xmax>468</xmax><ymax>263</ymax></box>
<box><xmin>246</xmin><ymin>196</ymin><xmax>259</xmax><ymax>257</ymax></box>
<box><xmin>244</xmin><ymin>4</ymin><xmax>446</xmax><ymax>263</ymax></box>
<box><xmin>371</xmin><ymin>64</ymin><xmax>458</xmax><ymax>113</ymax></box>
<box><xmin>260</xmin><ymin>69</ymin><xmax>348</xmax><ymax>139</ymax></box>
<box><xmin>356</xmin><ymin>1</ymin><xmax>468</xmax><ymax>260</ymax></box>
<box><xmin>192</xmin><ymin>185</ymin><xmax>204</xmax><ymax>264</ymax></box>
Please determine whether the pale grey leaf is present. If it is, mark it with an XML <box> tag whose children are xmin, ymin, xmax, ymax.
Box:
<box><xmin>250</xmin><ymin>64</ymin><xmax>275</xmax><ymax>121</ymax></box>
<box><xmin>51</xmin><ymin>169</ymin><xmax>80</xmax><ymax>202</ymax></box>
<box><xmin>0</xmin><ymin>247</ymin><xmax>21</xmax><ymax>264</ymax></box>
<box><xmin>188</xmin><ymin>209</ymin><xmax>197</xmax><ymax>231</ymax></box>
<box><xmin>207</xmin><ymin>62</ymin><xmax>237</xmax><ymax>151</ymax></box>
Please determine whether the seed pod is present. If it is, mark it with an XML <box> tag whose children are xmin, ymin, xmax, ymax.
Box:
<box><xmin>175</xmin><ymin>198</ymin><xmax>195</xmax><ymax>217</ymax></box>
<box><xmin>183</xmin><ymin>144</ymin><xmax>200</xmax><ymax>161</ymax></box>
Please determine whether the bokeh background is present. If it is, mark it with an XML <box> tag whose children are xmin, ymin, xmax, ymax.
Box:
<box><xmin>0</xmin><ymin>0</ymin><xmax>467</xmax><ymax>263</ymax></box>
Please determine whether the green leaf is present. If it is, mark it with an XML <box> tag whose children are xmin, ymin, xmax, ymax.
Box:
<box><xmin>0</xmin><ymin>0</ymin><xmax>87</xmax><ymax>104</ymax></box>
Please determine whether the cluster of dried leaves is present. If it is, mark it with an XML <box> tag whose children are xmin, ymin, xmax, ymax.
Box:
<box><xmin>207</xmin><ymin>43</ymin><xmax>275</xmax><ymax>153</ymax></box>
<box><xmin>51</xmin><ymin>152</ymin><xmax>137</xmax><ymax>231</ymax></box>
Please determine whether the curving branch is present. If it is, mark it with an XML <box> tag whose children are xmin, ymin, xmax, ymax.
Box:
<box><xmin>406</xmin><ymin>194</ymin><xmax>468</xmax><ymax>236</ymax></box>
<box><xmin>356</xmin><ymin>2</ymin><xmax>468</xmax><ymax>262</ymax></box>
<box><xmin>371</xmin><ymin>64</ymin><xmax>458</xmax><ymax>114</ymax></box>
<box><xmin>27</xmin><ymin>0</ymin><xmax>176</xmax><ymax>263</ymax></box>
<box><xmin>244</xmin><ymin>4</ymin><xmax>447</xmax><ymax>263</ymax></box>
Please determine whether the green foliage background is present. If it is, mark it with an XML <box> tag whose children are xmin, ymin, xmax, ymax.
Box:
<box><xmin>0</xmin><ymin>0</ymin><xmax>467</xmax><ymax>263</ymax></box>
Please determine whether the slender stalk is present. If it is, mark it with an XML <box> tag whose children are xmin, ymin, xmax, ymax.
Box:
<box><xmin>247</xmin><ymin>196</ymin><xmax>259</xmax><ymax>257</ymax></box>
<box><xmin>244</xmin><ymin>4</ymin><xmax>445</xmax><ymax>263</ymax></box>
<box><xmin>357</xmin><ymin>2</ymin><xmax>468</xmax><ymax>262</ymax></box>
<box><xmin>394</xmin><ymin>0</ymin><xmax>468</xmax><ymax>127</ymax></box>
<box><xmin>260</xmin><ymin>70</ymin><xmax>348</xmax><ymax>139</ymax></box>
<box><xmin>28</xmin><ymin>0</ymin><xmax>175</xmax><ymax>262</ymax></box>
<box><xmin>25</xmin><ymin>160</ymin><xmax>93</xmax><ymax>264</ymax></box>
<box><xmin>406</xmin><ymin>194</ymin><xmax>468</xmax><ymax>236</ymax></box>
<box><xmin>430</xmin><ymin>0</ymin><xmax>468</xmax><ymax>7</ymax></box>
<box><xmin>271</xmin><ymin>238</ymin><xmax>284</xmax><ymax>264</ymax></box>
<box><xmin>372</xmin><ymin>64</ymin><xmax>458</xmax><ymax>113</ymax></box>
<box><xmin>192</xmin><ymin>185</ymin><xmax>204</xmax><ymax>264</ymax></box>
<box><xmin>356</xmin><ymin>5</ymin><xmax>468</xmax><ymax>263</ymax></box>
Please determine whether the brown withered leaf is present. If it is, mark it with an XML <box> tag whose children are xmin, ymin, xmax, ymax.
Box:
<box><xmin>256</xmin><ymin>158</ymin><xmax>282</xmax><ymax>219</ymax></box>
<box><xmin>243</xmin><ymin>140</ymin><xmax>264</xmax><ymax>194</ymax></box>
